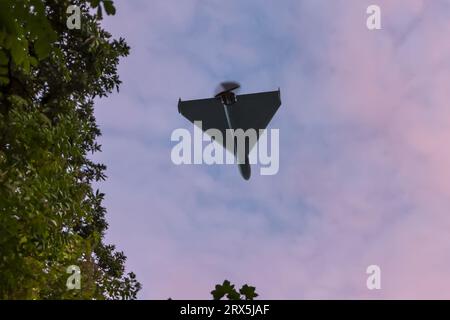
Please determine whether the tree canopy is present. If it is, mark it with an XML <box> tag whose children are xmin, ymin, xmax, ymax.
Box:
<box><xmin>0</xmin><ymin>0</ymin><xmax>141</xmax><ymax>299</ymax></box>
<box><xmin>0</xmin><ymin>0</ymin><xmax>259</xmax><ymax>300</ymax></box>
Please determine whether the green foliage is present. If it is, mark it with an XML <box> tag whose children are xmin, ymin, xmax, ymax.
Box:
<box><xmin>0</xmin><ymin>0</ymin><xmax>140</xmax><ymax>299</ymax></box>
<box><xmin>211</xmin><ymin>280</ymin><xmax>259</xmax><ymax>300</ymax></box>
<box><xmin>0</xmin><ymin>0</ymin><xmax>56</xmax><ymax>77</ymax></box>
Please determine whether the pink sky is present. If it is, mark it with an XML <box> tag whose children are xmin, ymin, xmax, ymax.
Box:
<box><xmin>93</xmin><ymin>0</ymin><xmax>450</xmax><ymax>299</ymax></box>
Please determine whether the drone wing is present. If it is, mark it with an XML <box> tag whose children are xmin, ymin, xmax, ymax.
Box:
<box><xmin>232</xmin><ymin>90</ymin><xmax>281</xmax><ymax>132</ymax></box>
<box><xmin>231</xmin><ymin>89</ymin><xmax>281</xmax><ymax>151</ymax></box>
<box><xmin>178</xmin><ymin>89</ymin><xmax>281</xmax><ymax>155</ymax></box>
<box><xmin>178</xmin><ymin>97</ymin><xmax>229</xmax><ymax>146</ymax></box>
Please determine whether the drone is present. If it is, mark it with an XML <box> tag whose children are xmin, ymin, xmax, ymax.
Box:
<box><xmin>178</xmin><ymin>82</ymin><xmax>281</xmax><ymax>180</ymax></box>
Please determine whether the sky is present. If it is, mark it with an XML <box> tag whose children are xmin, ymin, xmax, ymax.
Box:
<box><xmin>92</xmin><ymin>0</ymin><xmax>450</xmax><ymax>299</ymax></box>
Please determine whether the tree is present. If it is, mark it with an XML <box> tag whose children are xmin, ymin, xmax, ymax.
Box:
<box><xmin>211</xmin><ymin>280</ymin><xmax>258</xmax><ymax>300</ymax></box>
<box><xmin>0</xmin><ymin>0</ymin><xmax>141</xmax><ymax>299</ymax></box>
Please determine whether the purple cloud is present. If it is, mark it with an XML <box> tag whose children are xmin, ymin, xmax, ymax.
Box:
<box><xmin>92</xmin><ymin>0</ymin><xmax>450</xmax><ymax>299</ymax></box>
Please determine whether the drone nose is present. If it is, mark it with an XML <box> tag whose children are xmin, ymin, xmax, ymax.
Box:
<box><xmin>238</xmin><ymin>163</ymin><xmax>251</xmax><ymax>180</ymax></box>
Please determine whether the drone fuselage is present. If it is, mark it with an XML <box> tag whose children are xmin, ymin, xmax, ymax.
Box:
<box><xmin>216</xmin><ymin>91</ymin><xmax>251</xmax><ymax>180</ymax></box>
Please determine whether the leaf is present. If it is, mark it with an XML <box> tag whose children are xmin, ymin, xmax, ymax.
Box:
<box><xmin>19</xmin><ymin>236</ymin><xmax>27</xmax><ymax>245</ymax></box>
<box><xmin>22</xmin><ymin>57</ymin><xmax>30</xmax><ymax>74</ymax></box>
<box><xmin>97</xmin><ymin>5</ymin><xmax>103</xmax><ymax>20</ymax></box>
<box><xmin>39</xmin><ymin>113</ymin><xmax>52</xmax><ymax>126</ymax></box>
<box><xmin>103</xmin><ymin>0</ymin><xmax>116</xmax><ymax>15</ymax></box>
<box><xmin>90</xmin><ymin>0</ymin><xmax>101</xmax><ymax>8</ymax></box>
<box><xmin>211</xmin><ymin>280</ymin><xmax>239</xmax><ymax>300</ymax></box>
<box><xmin>239</xmin><ymin>284</ymin><xmax>258</xmax><ymax>300</ymax></box>
<box><xmin>11</xmin><ymin>41</ymin><xmax>26</xmax><ymax>65</ymax></box>
<box><xmin>29</xmin><ymin>56</ymin><xmax>38</xmax><ymax>67</ymax></box>
<box><xmin>226</xmin><ymin>290</ymin><xmax>241</xmax><ymax>300</ymax></box>
<box><xmin>34</xmin><ymin>39</ymin><xmax>51</xmax><ymax>60</ymax></box>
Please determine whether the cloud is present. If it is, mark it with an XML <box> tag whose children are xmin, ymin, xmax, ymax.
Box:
<box><xmin>93</xmin><ymin>0</ymin><xmax>450</xmax><ymax>299</ymax></box>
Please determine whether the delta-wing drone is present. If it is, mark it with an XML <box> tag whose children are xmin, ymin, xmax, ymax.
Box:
<box><xmin>178</xmin><ymin>82</ymin><xmax>281</xmax><ymax>180</ymax></box>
